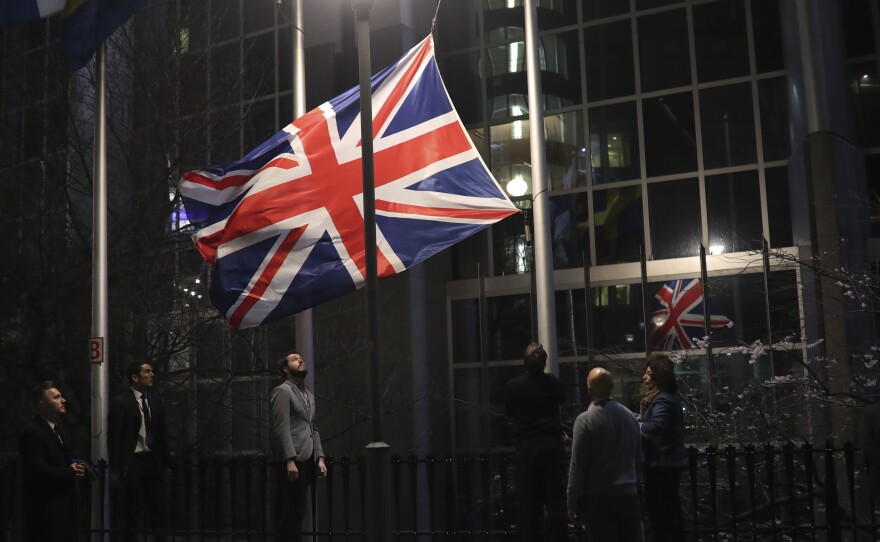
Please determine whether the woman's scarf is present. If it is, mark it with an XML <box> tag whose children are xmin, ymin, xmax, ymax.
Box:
<box><xmin>640</xmin><ymin>386</ymin><xmax>660</xmax><ymax>415</ymax></box>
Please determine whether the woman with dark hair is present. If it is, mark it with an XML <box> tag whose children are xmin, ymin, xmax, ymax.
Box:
<box><xmin>639</xmin><ymin>354</ymin><xmax>688</xmax><ymax>542</ymax></box>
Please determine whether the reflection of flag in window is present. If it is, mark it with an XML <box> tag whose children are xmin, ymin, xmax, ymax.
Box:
<box><xmin>650</xmin><ymin>279</ymin><xmax>732</xmax><ymax>350</ymax></box>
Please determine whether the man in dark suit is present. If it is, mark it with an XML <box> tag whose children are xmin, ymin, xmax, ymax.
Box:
<box><xmin>18</xmin><ymin>381</ymin><xmax>87</xmax><ymax>541</ymax></box>
<box><xmin>270</xmin><ymin>351</ymin><xmax>327</xmax><ymax>541</ymax></box>
<box><xmin>108</xmin><ymin>361</ymin><xmax>171</xmax><ymax>541</ymax></box>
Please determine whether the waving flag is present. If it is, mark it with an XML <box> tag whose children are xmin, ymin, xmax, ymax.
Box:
<box><xmin>0</xmin><ymin>0</ymin><xmax>64</xmax><ymax>23</ymax></box>
<box><xmin>179</xmin><ymin>35</ymin><xmax>518</xmax><ymax>330</ymax></box>
<box><xmin>60</xmin><ymin>0</ymin><xmax>143</xmax><ymax>71</ymax></box>
<box><xmin>650</xmin><ymin>279</ymin><xmax>732</xmax><ymax>350</ymax></box>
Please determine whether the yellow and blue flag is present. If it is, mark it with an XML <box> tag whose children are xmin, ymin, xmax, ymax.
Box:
<box><xmin>60</xmin><ymin>0</ymin><xmax>142</xmax><ymax>71</ymax></box>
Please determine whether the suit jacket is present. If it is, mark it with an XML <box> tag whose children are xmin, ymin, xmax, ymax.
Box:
<box><xmin>270</xmin><ymin>380</ymin><xmax>324</xmax><ymax>462</ymax></box>
<box><xmin>18</xmin><ymin>416</ymin><xmax>79</xmax><ymax>540</ymax></box>
<box><xmin>108</xmin><ymin>389</ymin><xmax>169</xmax><ymax>477</ymax></box>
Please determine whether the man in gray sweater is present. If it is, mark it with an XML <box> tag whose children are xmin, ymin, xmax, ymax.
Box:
<box><xmin>567</xmin><ymin>367</ymin><xmax>644</xmax><ymax>542</ymax></box>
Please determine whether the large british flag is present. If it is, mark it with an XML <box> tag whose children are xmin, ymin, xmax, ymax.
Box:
<box><xmin>650</xmin><ymin>279</ymin><xmax>732</xmax><ymax>350</ymax></box>
<box><xmin>179</xmin><ymin>36</ymin><xmax>518</xmax><ymax>330</ymax></box>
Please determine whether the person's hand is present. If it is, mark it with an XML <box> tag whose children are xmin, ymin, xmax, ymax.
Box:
<box><xmin>286</xmin><ymin>459</ymin><xmax>299</xmax><ymax>482</ymax></box>
<box><xmin>317</xmin><ymin>457</ymin><xmax>327</xmax><ymax>478</ymax></box>
<box><xmin>71</xmin><ymin>462</ymin><xmax>87</xmax><ymax>477</ymax></box>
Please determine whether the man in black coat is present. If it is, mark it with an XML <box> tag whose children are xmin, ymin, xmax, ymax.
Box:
<box><xmin>18</xmin><ymin>381</ymin><xmax>87</xmax><ymax>541</ymax></box>
<box><xmin>108</xmin><ymin>361</ymin><xmax>171</xmax><ymax>541</ymax></box>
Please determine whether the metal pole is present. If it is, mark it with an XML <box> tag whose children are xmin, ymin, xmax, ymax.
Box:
<box><xmin>522</xmin><ymin>0</ymin><xmax>558</xmax><ymax>375</ymax></box>
<box><xmin>291</xmin><ymin>0</ymin><xmax>315</xmax><ymax>391</ymax></box>
<box><xmin>352</xmin><ymin>2</ymin><xmax>391</xmax><ymax>540</ymax></box>
<box><xmin>91</xmin><ymin>43</ymin><xmax>110</xmax><ymax>542</ymax></box>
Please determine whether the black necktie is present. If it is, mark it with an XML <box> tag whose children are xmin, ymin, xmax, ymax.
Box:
<box><xmin>140</xmin><ymin>395</ymin><xmax>154</xmax><ymax>448</ymax></box>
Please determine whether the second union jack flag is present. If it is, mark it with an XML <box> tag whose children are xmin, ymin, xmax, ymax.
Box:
<box><xmin>650</xmin><ymin>279</ymin><xmax>732</xmax><ymax>351</ymax></box>
<box><xmin>179</xmin><ymin>36</ymin><xmax>518</xmax><ymax>330</ymax></box>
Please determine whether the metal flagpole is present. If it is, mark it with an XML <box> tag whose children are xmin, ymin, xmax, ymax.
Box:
<box><xmin>522</xmin><ymin>0</ymin><xmax>558</xmax><ymax>375</ymax></box>
<box><xmin>290</xmin><ymin>0</ymin><xmax>315</xmax><ymax>389</ymax></box>
<box><xmin>352</xmin><ymin>1</ymin><xmax>392</xmax><ymax>540</ymax></box>
<box><xmin>91</xmin><ymin>42</ymin><xmax>110</xmax><ymax>542</ymax></box>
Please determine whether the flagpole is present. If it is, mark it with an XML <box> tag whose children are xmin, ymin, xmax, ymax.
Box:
<box><xmin>290</xmin><ymin>0</ymin><xmax>315</xmax><ymax>392</ymax></box>
<box><xmin>91</xmin><ymin>42</ymin><xmax>110</xmax><ymax>542</ymax></box>
<box><xmin>523</xmin><ymin>0</ymin><xmax>559</xmax><ymax>375</ymax></box>
<box><xmin>352</xmin><ymin>1</ymin><xmax>392</xmax><ymax>540</ymax></box>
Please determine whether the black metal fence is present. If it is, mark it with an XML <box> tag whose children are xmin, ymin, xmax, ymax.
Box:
<box><xmin>2</xmin><ymin>442</ymin><xmax>879</xmax><ymax>541</ymax></box>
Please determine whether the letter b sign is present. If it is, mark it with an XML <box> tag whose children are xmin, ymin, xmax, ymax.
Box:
<box><xmin>89</xmin><ymin>337</ymin><xmax>104</xmax><ymax>364</ymax></box>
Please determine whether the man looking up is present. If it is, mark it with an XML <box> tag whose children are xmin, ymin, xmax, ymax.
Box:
<box><xmin>19</xmin><ymin>381</ymin><xmax>86</xmax><ymax>541</ymax></box>
<box><xmin>503</xmin><ymin>343</ymin><xmax>567</xmax><ymax>541</ymax></box>
<box><xmin>567</xmin><ymin>367</ymin><xmax>644</xmax><ymax>542</ymax></box>
<box><xmin>108</xmin><ymin>361</ymin><xmax>171</xmax><ymax>541</ymax></box>
<box><xmin>270</xmin><ymin>351</ymin><xmax>327</xmax><ymax>541</ymax></box>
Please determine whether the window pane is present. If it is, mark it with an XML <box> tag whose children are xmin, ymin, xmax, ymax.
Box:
<box><xmin>594</xmin><ymin>185</ymin><xmax>644</xmax><ymax>265</ymax></box>
<box><xmin>243</xmin><ymin>32</ymin><xmax>275</xmax><ymax>100</ymax></box>
<box><xmin>638</xmin><ymin>9</ymin><xmax>691</xmax><ymax>92</ymax></box>
<box><xmin>243</xmin><ymin>99</ymin><xmax>276</xmax><ymax>156</ymax></box>
<box><xmin>181</xmin><ymin>0</ymin><xmax>207</xmax><ymax>51</ymax></box>
<box><xmin>768</xmin><ymin>270</ymin><xmax>800</xmax><ymax>343</ymax></box>
<box><xmin>758</xmin><ymin>77</ymin><xmax>791</xmax><ymax>161</ymax></box>
<box><xmin>582</xmin><ymin>0</ymin><xmax>629</xmax><ymax>21</ymax></box>
<box><xmin>751</xmin><ymin>0</ymin><xmax>784</xmax><ymax>73</ymax></box>
<box><xmin>452</xmin><ymin>299</ymin><xmax>481</xmax><ymax>363</ymax></box>
<box><xmin>849</xmin><ymin>63</ymin><xmax>880</xmax><ymax>147</ymax></box>
<box><xmin>210</xmin><ymin>42</ymin><xmax>240</xmax><ymax>109</ymax></box>
<box><xmin>591</xmin><ymin>283</ymin><xmax>646</xmax><ymax>352</ymax></box>
<box><xmin>492</xmin><ymin>212</ymin><xmax>530</xmax><ymax>276</ymax></box>
<box><xmin>635</xmin><ymin>0</ymin><xmax>679</xmax><ymax>9</ymax></box>
<box><xmin>841</xmin><ymin>0</ymin><xmax>875</xmax><ymax>58</ymax></box>
<box><xmin>212</xmin><ymin>0</ymin><xmax>240</xmax><ymax>42</ymax></box>
<box><xmin>869</xmin><ymin>154</ymin><xmax>880</xmax><ymax>237</ymax></box>
<box><xmin>442</xmin><ymin>51</ymin><xmax>484</xmax><ymax>125</ymax></box>
<box><xmin>584</xmin><ymin>19</ymin><xmax>635</xmax><ymax>101</ymax></box>
<box><xmin>243</xmin><ymin>0</ymin><xmax>274</xmax><ymax>34</ymax></box>
<box><xmin>437</xmin><ymin>0</ymin><xmax>480</xmax><ymax>50</ymax></box>
<box><xmin>589</xmin><ymin>101</ymin><xmax>640</xmax><ymax>184</ymax></box>
<box><xmin>704</xmin><ymin>273</ymin><xmax>768</xmax><ymax>348</ymax></box>
<box><xmin>540</xmin><ymin>31</ymin><xmax>582</xmax><ymax>108</ymax></box>
<box><xmin>549</xmin><ymin>192</ymin><xmax>588</xmax><ymax>269</ymax></box>
<box><xmin>765</xmin><ymin>167</ymin><xmax>793</xmax><ymax>247</ymax></box>
<box><xmin>555</xmin><ymin>289</ymin><xmax>589</xmax><ymax>357</ymax></box>
<box><xmin>546</xmin><ymin>111</ymin><xmax>586</xmax><ymax>190</ymax></box>
<box><xmin>648</xmin><ymin>178</ymin><xmax>701</xmax><ymax>259</ymax></box>
<box><xmin>706</xmin><ymin>171</ymin><xmax>762</xmax><ymax>254</ymax></box>
<box><xmin>693</xmin><ymin>0</ymin><xmax>749</xmax><ymax>83</ymax></box>
<box><xmin>643</xmin><ymin>92</ymin><xmax>697</xmax><ymax>177</ymax></box>
<box><xmin>488</xmin><ymin>294</ymin><xmax>533</xmax><ymax>360</ymax></box>
<box><xmin>700</xmin><ymin>83</ymin><xmax>757</xmax><ymax>169</ymax></box>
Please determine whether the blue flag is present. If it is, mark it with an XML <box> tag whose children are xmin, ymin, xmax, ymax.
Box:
<box><xmin>0</xmin><ymin>0</ymin><xmax>64</xmax><ymax>23</ymax></box>
<box><xmin>60</xmin><ymin>0</ymin><xmax>142</xmax><ymax>71</ymax></box>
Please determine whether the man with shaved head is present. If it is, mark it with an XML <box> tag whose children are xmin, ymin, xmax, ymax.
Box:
<box><xmin>567</xmin><ymin>368</ymin><xmax>644</xmax><ymax>542</ymax></box>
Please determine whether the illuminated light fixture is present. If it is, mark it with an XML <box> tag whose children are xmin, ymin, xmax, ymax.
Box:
<box><xmin>625</xmin><ymin>333</ymin><xmax>635</xmax><ymax>343</ymax></box>
<box><xmin>190</xmin><ymin>291</ymin><xmax>196</xmax><ymax>296</ymax></box>
<box><xmin>183</xmin><ymin>288</ymin><xmax>189</xmax><ymax>292</ymax></box>
<box><xmin>709</xmin><ymin>245</ymin><xmax>724</xmax><ymax>255</ymax></box>
<box><xmin>506</xmin><ymin>176</ymin><xmax>528</xmax><ymax>197</ymax></box>
<box><xmin>651</xmin><ymin>314</ymin><xmax>668</xmax><ymax>327</ymax></box>
<box><xmin>195</xmin><ymin>278</ymin><xmax>201</xmax><ymax>284</ymax></box>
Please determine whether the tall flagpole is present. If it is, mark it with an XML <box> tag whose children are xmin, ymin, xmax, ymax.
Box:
<box><xmin>523</xmin><ymin>0</ymin><xmax>559</xmax><ymax>375</ymax></box>
<box><xmin>291</xmin><ymin>0</ymin><xmax>315</xmax><ymax>390</ymax></box>
<box><xmin>91</xmin><ymin>43</ymin><xmax>110</xmax><ymax>542</ymax></box>
<box><xmin>352</xmin><ymin>1</ymin><xmax>392</xmax><ymax>540</ymax></box>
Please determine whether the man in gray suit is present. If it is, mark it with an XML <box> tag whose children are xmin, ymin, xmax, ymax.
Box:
<box><xmin>270</xmin><ymin>351</ymin><xmax>327</xmax><ymax>541</ymax></box>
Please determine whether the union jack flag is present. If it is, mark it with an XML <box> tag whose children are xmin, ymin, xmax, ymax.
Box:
<box><xmin>179</xmin><ymin>36</ymin><xmax>518</xmax><ymax>330</ymax></box>
<box><xmin>650</xmin><ymin>279</ymin><xmax>732</xmax><ymax>350</ymax></box>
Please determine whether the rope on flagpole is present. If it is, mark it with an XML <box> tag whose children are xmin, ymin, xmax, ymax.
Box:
<box><xmin>431</xmin><ymin>0</ymin><xmax>443</xmax><ymax>34</ymax></box>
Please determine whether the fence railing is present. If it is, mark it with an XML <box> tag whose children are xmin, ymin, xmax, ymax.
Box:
<box><xmin>1</xmin><ymin>442</ymin><xmax>879</xmax><ymax>541</ymax></box>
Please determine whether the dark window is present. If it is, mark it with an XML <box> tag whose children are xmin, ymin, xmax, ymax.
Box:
<box><xmin>591</xmin><ymin>283</ymin><xmax>645</xmax><ymax>352</ymax></box>
<box><xmin>706</xmin><ymin>170</ymin><xmax>763</xmax><ymax>253</ymax></box>
<box><xmin>704</xmin><ymin>273</ymin><xmax>769</xmax><ymax>348</ymax></box>
<box><xmin>243</xmin><ymin>32</ymin><xmax>275</xmax><ymax>100</ymax></box>
<box><xmin>210</xmin><ymin>42</ymin><xmax>241</xmax><ymax>109</ymax></box>
<box><xmin>243</xmin><ymin>99</ymin><xmax>276</xmax><ymax>151</ymax></box>
<box><xmin>179</xmin><ymin>53</ymin><xmax>208</xmax><ymax>115</ymax></box>
<box><xmin>584</xmin><ymin>19</ymin><xmax>635</xmax><ymax>101</ymax></box>
<box><xmin>693</xmin><ymin>0</ymin><xmax>749</xmax><ymax>83</ymax></box>
<box><xmin>768</xmin><ymin>270</ymin><xmax>800</xmax><ymax>343</ymax></box>
<box><xmin>594</xmin><ymin>185</ymin><xmax>644</xmax><ymax>265</ymax></box>
<box><xmin>849</xmin><ymin>63</ymin><xmax>880</xmax><ymax>147</ymax></box>
<box><xmin>437</xmin><ymin>0</ymin><xmax>480</xmax><ymax>50</ymax></box>
<box><xmin>211</xmin><ymin>106</ymin><xmax>241</xmax><ymax>164</ymax></box>
<box><xmin>700</xmin><ymin>83</ymin><xmax>757</xmax><ymax>169</ymax></box>
<box><xmin>589</xmin><ymin>101</ymin><xmax>640</xmax><ymax>185</ymax></box>
<box><xmin>635</xmin><ymin>0</ymin><xmax>679</xmax><ymax>9</ymax></box>
<box><xmin>547</xmin><ymin>111</ymin><xmax>586</xmax><ymax>190</ymax></box>
<box><xmin>549</xmin><ymin>192</ymin><xmax>588</xmax><ymax>269</ymax></box>
<box><xmin>868</xmin><ymin>154</ymin><xmax>880</xmax><ymax>237</ymax></box>
<box><xmin>451</xmin><ymin>299</ymin><xmax>481</xmax><ymax>363</ymax></box>
<box><xmin>443</xmin><ymin>51</ymin><xmax>484</xmax><ymax>125</ymax></box>
<box><xmin>751</xmin><ymin>0</ymin><xmax>784</xmax><ymax>73</ymax></box>
<box><xmin>541</xmin><ymin>31</ymin><xmax>582</xmax><ymax>109</ymax></box>
<box><xmin>556</xmin><ymin>289</ymin><xmax>589</xmax><ymax>356</ymax></box>
<box><xmin>765</xmin><ymin>167</ymin><xmax>792</xmax><ymax>247</ymax></box>
<box><xmin>492</xmin><ymin>212</ymin><xmax>530</xmax><ymax>276</ymax></box>
<box><xmin>583</xmin><ymin>0</ymin><xmax>629</xmax><ymax>21</ymax></box>
<box><xmin>648</xmin><ymin>178</ymin><xmax>701</xmax><ymax>259</ymax></box>
<box><xmin>212</xmin><ymin>0</ymin><xmax>241</xmax><ymax>42</ymax></box>
<box><xmin>488</xmin><ymin>294</ymin><xmax>533</xmax><ymax>360</ymax></box>
<box><xmin>758</xmin><ymin>77</ymin><xmax>792</xmax><ymax>161</ymax></box>
<box><xmin>643</xmin><ymin>92</ymin><xmax>697</xmax><ymax>177</ymax></box>
<box><xmin>181</xmin><ymin>0</ymin><xmax>208</xmax><ymax>51</ymax></box>
<box><xmin>637</xmin><ymin>9</ymin><xmax>691</xmax><ymax>92</ymax></box>
<box><xmin>243</xmin><ymin>0</ymin><xmax>275</xmax><ymax>34</ymax></box>
<box><xmin>278</xmin><ymin>27</ymin><xmax>292</xmax><ymax>93</ymax></box>
<box><xmin>841</xmin><ymin>0</ymin><xmax>875</xmax><ymax>58</ymax></box>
